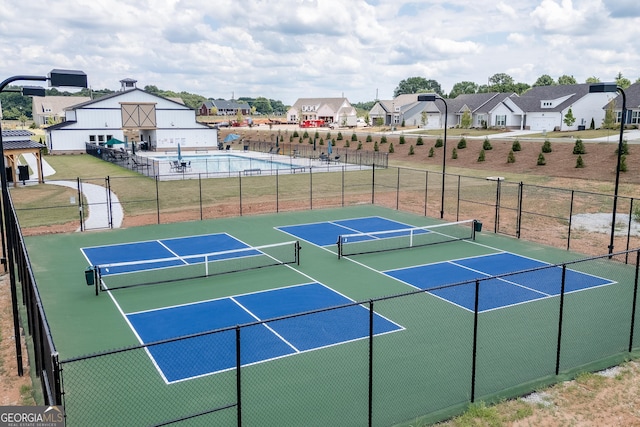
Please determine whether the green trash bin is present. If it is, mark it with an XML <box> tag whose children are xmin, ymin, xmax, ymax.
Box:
<box><xmin>474</xmin><ymin>221</ymin><xmax>483</xmax><ymax>232</ymax></box>
<box><xmin>85</xmin><ymin>266</ymin><xmax>95</xmax><ymax>286</ymax></box>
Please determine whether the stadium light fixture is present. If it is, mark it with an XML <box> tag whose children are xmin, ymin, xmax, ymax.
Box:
<box><xmin>589</xmin><ymin>82</ymin><xmax>627</xmax><ymax>256</ymax></box>
<box><xmin>418</xmin><ymin>93</ymin><xmax>448</xmax><ymax>218</ymax></box>
<box><xmin>0</xmin><ymin>69</ymin><xmax>88</xmax><ymax>375</ymax></box>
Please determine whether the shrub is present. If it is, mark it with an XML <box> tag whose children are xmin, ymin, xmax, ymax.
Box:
<box><xmin>293</xmin><ymin>130</ymin><xmax>299</xmax><ymax>138</ymax></box>
<box><xmin>374</xmin><ymin>141</ymin><xmax>379</xmax><ymax>152</ymax></box>
<box><xmin>452</xmin><ymin>148</ymin><xmax>457</xmax><ymax>159</ymax></box>
<box><xmin>302</xmin><ymin>130</ymin><xmax>309</xmax><ymax>139</ymax></box>
<box><xmin>401</xmin><ymin>118</ymin><xmax>405</xmax><ymax>127</ymax></box>
<box><xmin>537</xmin><ymin>153</ymin><xmax>546</xmax><ymax>165</ymax></box>
<box><xmin>482</xmin><ymin>137</ymin><xmax>492</xmax><ymax>150</ymax></box>
<box><xmin>351</xmin><ymin>133</ymin><xmax>358</xmax><ymax>141</ymax></box>
<box><xmin>380</xmin><ymin>135</ymin><xmax>387</xmax><ymax>144</ymax></box>
<box><xmin>409</xmin><ymin>145</ymin><xmax>415</xmax><ymax>155</ymax></box>
<box><xmin>357</xmin><ymin>142</ymin><xmax>363</xmax><ymax>150</ymax></box>
<box><xmin>416</xmin><ymin>136</ymin><xmax>424</xmax><ymax>146</ymax></box>
<box><xmin>289</xmin><ymin>135</ymin><xmax>293</xmax><ymax>143</ymax></box>
<box><xmin>633</xmin><ymin>205</ymin><xmax>640</xmax><ymax>223</ymax></box>
<box><xmin>435</xmin><ymin>137</ymin><xmax>443</xmax><ymax>148</ymax></box>
<box><xmin>314</xmin><ymin>131</ymin><xmax>320</xmax><ymax>139</ymax></box>
<box><xmin>428</xmin><ymin>147</ymin><xmax>434</xmax><ymax>157</ymax></box>
<box><xmin>590</xmin><ymin>118</ymin><xmax>595</xmax><ymax>130</ymax></box>
<box><xmin>507</xmin><ymin>150</ymin><xmax>515</xmax><ymax>163</ymax></box>
<box><xmin>512</xmin><ymin>139</ymin><xmax>521</xmax><ymax>152</ymax></box>
<box><xmin>319</xmin><ymin>138</ymin><xmax>324</xmax><ymax>145</ymax></box>
<box><xmin>615</xmin><ymin>140</ymin><xmax>629</xmax><ymax>155</ymax></box>
<box><xmin>345</xmin><ymin>140</ymin><xmax>350</xmax><ymax>148</ymax></box>
<box><xmin>366</xmin><ymin>134</ymin><xmax>372</xmax><ymax>142</ymax></box>
<box><xmin>477</xmin><ymin>149</ymin><xmax>485</xmax><ymax>162</ymax></box>
<box><xmin>620</xmin><ymin>155</ymin><xmax>628</xmax><ymax>172</ymax></box>
<box><xmin>576</xmin><ymin>155</ymin><xmax>584</xmax><ymax>168</ymax></box>
<box><xmin>326</xmin><ymin>132</ymin><xmax>331</xmax><ymax>140</ymax></box>
<box><xmin>399</xmin><ymin>135</ymin><xmax>406</xmax><ymax>145</ymax></box>
<box><xmin>542</xmin><ymin>139</ymin><xmax>552</xmax><ymax>153</ymax></box>
<box><xmin>573</xmin><ymin>138</ymin><xmax>586</xmax><ymax>154</ymax></box>
<box><xmin>457</xmin><ymin>137</ymin><xmax>467</xmax><ymax>149</ymax></box>
<box><xmin>389</xmin><ymin>143</ymin><xmax>394</xmax><ymax>153</ymax></box>
<box><xmin>337</xmin><ymin>132</ymin><xmax>343</xmax><ymax>140</ymax></box>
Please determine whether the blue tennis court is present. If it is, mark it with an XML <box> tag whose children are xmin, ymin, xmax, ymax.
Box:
<box><xmin>277</xmin><ymin>216</ymin><xmax>420</xmax><ymax>246</ymax></box>
<box><xmin>81</xmin><ymin>233</ymin><xmax>258</xmax><ymax>275</ymax></box>
<box><xmin>126</xmin><ymin>283</ymin><xmax>403</xmax><ymax>383</ymax></box>
<box><xmin>385</xmin><ymin>252</ymin><xmax>615</xmax><ymax>312</ymax></box>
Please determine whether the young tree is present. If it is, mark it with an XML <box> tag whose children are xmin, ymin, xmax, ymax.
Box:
<box><xmin>603</xmin><ymin>99</ymin><xmax>616</xmax><ymax>129</ymax></box>
<box><xmin>416</xmin><ymin>136</ymin><xmax>424</xmax><ymax>146</ymax></box>
<box><xmin>564</xmin><ymin>107</ymin><xmax>576</xmax><ymax>127</ymax></box>
<box><xmin>457</xmin><ymin>137</ymin><xmax>467</xmax><ymax>149</ymax></box>
<box><xmin>388</xmin><ymin>143</ymin><xmax>394</xmax><ymax>153</ymax></box>
<box><xmin>435</xmin><ymin>137</ymin><xmax>443</xmax><ymax>148</ymax></box>
<box><xmin>482</xmin><ymin>137</ymin><xmax>492</xmax><ymax>150</ymax></box>
<box><xmin>380</xmin><ymin>135</ymin><xmax>387</xmax><ymax>144</ymax></box>
<box><xmin>428</xmin><ymin>147</ymin><xmax>434</xmax><ymax>157</ymax></box>
<box><xmin>420</xmin><ymin>111</ymin><xmax>428</xmax><ymax>128</ymax></box>
<box><xmin>537</xmin><ymin>153</ymin><xmax>546</xmax><ymax>165</ymax></box>
<box><xmin>576</xmin><ymin>155</ymin><xmax>584</xmax><ymax>168</ymax></box>
<box><xmin>399</xmin><ymin>135</ymin><xmax>406</xmax><ymax>144</ymax></box>
<box><xmin>573</xmin><ymin>138</ymin><xmax>586</xmax><ymax>154</ymax></box>
<box><xmin>507</xmin><ymin>150</ymin><xmax>516</xmax><ymax>163</ymax></box>
<box><xmin>542</xmin><ymin>139</ymin><xmax>552</xmax><ymax>153</ymax></box>
<box><xmin>460</xmin><ymin>110</ymin><xmax>472</xmax><ymax>128</ymax></box>
<box><xmin>477</xmin><ymin>149</ymin><xmax>485</xmax><ymax>162</ymax></box>
<box><xmin>409</xmin><ymin>145</ymin><xmax>415</xmax><ymax>155</ymax></box>
<box><xmin>451</xmin><ymin>148</ymin><xmax>457</xmax><ymax>159</ymax></box>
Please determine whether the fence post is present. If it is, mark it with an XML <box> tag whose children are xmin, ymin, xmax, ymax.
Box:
<box><xmin>52</xmin><ymin>352</ymin><xmax>62</xmax><ymax>405</ymax></box>
<box><xmin>456</xmin><ymin>175</ymin><xmax>461</xmax><ymax>221</ymax></box>
<box><xmin>626</xmin><ymin>199</ymin><xmax>635</xmax><ymax>263</ymax></box>
<box><xmin>341</xmin><ymin>166</ymin><xmax>345</xmax><ymax>207</ymax></box>
<box><xmin>516</xmin><ymin>182</ymin><xmax>523</xmax><ymax>239</ymax></box>
<box><xmin>276</xmin><ymin>169</ymin><xmax>280</xmax><ymax>213</ymax></box>
<box><xmin>555</xmin><ymin>265</ymin><xmax>567</xmax><ymax>375</ymax></box>
<box><xmin>567</xmin><ymin>190</ymin><xmax>574</xmax><ymax>250</ymax></box>
<box><xmin>155</xmin><ymin>176</ymin><xmax>160</xmax><ymax>224</ymax></box>
<box><xmin>368</xmin><ymin>300</ymin><xmax>374</xmax><ymax>427</ymax></box>
<box><xmin>494</xmin><ymin>178</ymin><xmax>501</xmax><ymax>233</ymax></box>
<box><xmin>76</xmin><ymin>178</ymin><xmax>84</xmax><ymax>231</ymax></box>
<box><xmin>371</xmin><ymin>164</ymin><xmax>375</xmax><ymax>205</ymax></box>
<box><xmin>236</xmin><ymin>326</ymin><xmax>242</xmax><ymax>427</ymax></box>
<box><xmin>424</xmin><ymin>170</ymin><xmax>428</xmax><ymax>217</ymax></box>
<box><xmin>106</xmin><ymin>176</ymin><xmax>113</xmax><ymax>229</ymax></box>
<box><xmin>471</xmin><ymin>279</ymin><xmax>480</xmax><ymax>402</ymax></box>
<box><xmin>199</xmin><ymin>174</ymin><xmax>203</xmax><ymax>220</ymax></box>
<box><xmin>396</xmin><ymin>168</ymin><xmax>400</xmax><ymax>210</ymax></box>
<box><xmin>309</xmin><ymin>167</ymin><xmax>313</xmax><ymax>210</ymax></box>
<box><xmin>629</xmin><ymin>250</ymin><xmax>640</xmax><ymax>352</ymax></box>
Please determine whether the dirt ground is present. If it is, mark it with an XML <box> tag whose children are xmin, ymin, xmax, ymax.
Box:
<box><xmin>4</xmin><ymin>129</ymin><xmax>640</xmax><ymax>425</ymax></box>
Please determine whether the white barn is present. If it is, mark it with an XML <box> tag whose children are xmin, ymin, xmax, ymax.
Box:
<box><xmin>46</xmin><ymin>84</ymin><xmax>217</xmax><ymax>153</ymax></box>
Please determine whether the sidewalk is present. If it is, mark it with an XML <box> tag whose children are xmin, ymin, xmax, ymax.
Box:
<box><xmin>46</xmin><ymin>181</ymin><xmax>123</xmax><ymax>230</ymax></box>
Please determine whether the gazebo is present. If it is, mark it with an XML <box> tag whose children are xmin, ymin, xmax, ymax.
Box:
<box><xmin>1</xmin><ymin>130</ymin><xmax>46</xmax><ymax>187</ymax></box>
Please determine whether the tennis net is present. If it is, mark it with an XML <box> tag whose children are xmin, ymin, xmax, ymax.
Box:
<box><xmin>95</xmin><ymin>240</ymin><xmax>300</xmax><ymax>292</ymax></box>
<box><xmin>337</xmin><ymin>219</ymin><xmax>477</xmax><ymax>259</ymax></box>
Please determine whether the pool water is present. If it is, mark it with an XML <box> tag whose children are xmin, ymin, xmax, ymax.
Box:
<box><xmin>154</xmin><ymin>154</ymin><xmax>297</xmax><ymax>174</ymax></box>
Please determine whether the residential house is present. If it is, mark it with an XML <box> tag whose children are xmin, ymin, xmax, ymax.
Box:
<box><xmin>286</xmin><ymin>98</ymin><xmax>357</xmax><ymax>127</ymax></box>
<box><xmin>611</xmin><ymin>82</ymin><xmax>640</xmax><ymax>126</ymax></box>
<box><xmin>46</xmin><ymin>81</ymin><xmax>217</xmax><ymax>153</ymax></box>
<box><xmin>32</xmin><ymin>95</ymin><xmax>92</xmax><ymax>126</ymax></box>
<box><xmin>198</xmin><ymin>100</ymin><xmax>251</xmax><ymax>116</ymax></box>
<box><xmin>512</xmin><ymin>84</ymin><xmax>614</xmax><ymax>131</ymax></box>
<box><xmin>369</xmin><ymin>94</ymin><xmax>448</xmax><ymax>129</ymax></box>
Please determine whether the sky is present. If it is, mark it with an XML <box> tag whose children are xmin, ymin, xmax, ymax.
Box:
<box><xmin>1</xmin><ymin>0</ymin><xmax>639</xmax><ymax>105</ymax></box>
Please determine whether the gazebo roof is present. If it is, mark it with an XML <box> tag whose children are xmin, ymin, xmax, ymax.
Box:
<box><xmin>2</xmin><ymin>140</ymin><xmax>44</xmax><ymax>150</ymax></box>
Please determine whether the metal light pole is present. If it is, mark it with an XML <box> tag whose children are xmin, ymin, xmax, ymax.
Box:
<box><xmin>419</xmin><ymin>94</ymin><xmax>448</xmax><ymax>218</ymax></box>
<box><xmin>0</xmin><ymin>70</ymin><xmax>87</xmax><ymax>375</ymax></box>
<box><xmin>589</xmin><ymin>83</ymin><xmax>627</xmax><ymax>255</ymax></box>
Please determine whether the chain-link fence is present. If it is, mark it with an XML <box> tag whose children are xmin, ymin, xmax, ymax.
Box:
<box><xmin>51</xmin><ymin>250</ymin><xmax>640</xmax><ymax>426</ymax></box>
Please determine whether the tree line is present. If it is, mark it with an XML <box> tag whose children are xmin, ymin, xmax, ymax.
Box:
<box><xmin>394</xmin><ymin>72</ymin><xmax>640</xmax><ymax>99</ymax></box>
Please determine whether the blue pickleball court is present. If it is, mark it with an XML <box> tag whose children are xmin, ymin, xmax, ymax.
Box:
<box><xmin>126</xmin><ymin>283</ymin><xmax>403</xmax><ymax>383</ymax></box>
<box><xmin>385</xmin><ymin>252</ymin><xmax>614</xmax><ymax>312</ymax></box>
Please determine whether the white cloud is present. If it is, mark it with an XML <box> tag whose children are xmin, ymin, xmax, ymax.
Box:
<box><xmin>0</xmin><ymin>0</ymin><xmax>638</xmax><ymax>104</ymax></box>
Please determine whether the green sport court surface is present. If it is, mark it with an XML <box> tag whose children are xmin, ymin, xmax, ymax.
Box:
<box><xmin>25</xmin><ymin>205</ymin><xmax>640</xmax><ymax>426</ymax></box>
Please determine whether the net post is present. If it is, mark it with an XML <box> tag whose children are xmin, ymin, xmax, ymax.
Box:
<box><xmin>337</xmin><ymin>236</ymin><xmax>342</xmax><ymax>260</ymax></box>
<box><xmin>205</xmin><ymin>254</ymin><xmax>209</xmax><ymax>277</ymax></box>
<box><xmin>472</xmin><ymin>220</ymin><xmax>477</xmax><ymax>241</ymax></box>
<box><xmin>295</xmin><ymin>241</ymin><xmax>300</xmax><ymax>266</ymax></box>
<box><xmin>94</xmin><ymin>266</ymin><xmax>100</xmax><ymax>296</ymax></box>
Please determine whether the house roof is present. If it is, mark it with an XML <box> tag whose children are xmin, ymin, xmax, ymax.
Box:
<box><xmin>32</xmin><ymin>96</ymin><xmax>92</xmax><ymax>117</ymax></box>
<box><xmin>210</xmin><ymin>100</ymin><xmax>250</xmax><ymax>110</ymax></box>
<box><xmin>1</xmin><ymin>139</ymin><xmax>44</xmax><ymax>150</ymax></box>
<box><xmin>291</xmin><ymin>98</ymin><xmax>350</xmax><ymax>112</ymax></box>
<box><xmin>512</xmin><ymin>84</ymin><xmax>591</xmax><ymax>113</ymax></box>
<box><xmin>2</xmin><ymin>130</ymin><xmax>34</xmax><ymax>138</ymax></box>
<box><xmin>67</xmin><ymin>88</ymin><xmax>189</xmax><ymax>110</ymax></box>
<box><xmin>614</xmin><ymin>82</ymin><xmax>640</xmax><ymax>109</ymax></box>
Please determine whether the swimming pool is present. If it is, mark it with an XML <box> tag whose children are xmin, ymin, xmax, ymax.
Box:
<box><xmin>152</xmin><ymin>154</ymin><xmax>302</xmax><ymax>174</ymax></box>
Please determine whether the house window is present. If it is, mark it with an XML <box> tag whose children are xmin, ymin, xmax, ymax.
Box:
<box><xmin>631</xmin><ymin>111</ymin><xmax>640</xmax><ymax>124</ymax></box>
<box><xmin>495</xmin><ymin>115</ymin><xmax>507</xmax><ymax>126</ymax></box>
<box><xmin>98</xmin><ymin>135</ymin><xmax>105</xmax><ymax>142</ymax></box>
<box><xmin>616</xmin><ymin>111</ymin><xmax>622</xmax><ymax>123</ymax></box>
<box><xmin>89</xmin><ymin>135</ymin><xmax>96</xmax><ymax>142</ymax></box>
<box><xmin>476</xmin><ymin>114</ymin><xmax>486</xmax><ymax>126</ymax></box>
